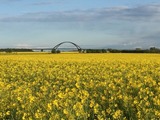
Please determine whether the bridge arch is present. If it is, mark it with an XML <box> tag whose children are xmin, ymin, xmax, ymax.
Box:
<box><xmin>52</xmin><ymin>41</ymin><xmax>82</xmax><ymax>53</ymax></box>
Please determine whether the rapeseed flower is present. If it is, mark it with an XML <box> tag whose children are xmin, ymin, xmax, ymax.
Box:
<box><xmin>0</xmin><ymin>53</ymin><xmax>159</xmax><ymax>119</ymax></box>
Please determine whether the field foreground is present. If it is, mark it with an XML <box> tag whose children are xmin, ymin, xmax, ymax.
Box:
<box><xmin>0</xmin><ymin>53</ymin><xmax>160</xmax><ymax>119</ymax></box>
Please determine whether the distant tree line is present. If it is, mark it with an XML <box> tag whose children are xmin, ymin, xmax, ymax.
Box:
<box><xmin>1</xmin><ymin>47</ymin><xmax>159</xmax><ymax>53</ymax></box>
<box><xmin>0</xmin><ymin>48</ymin><xmax>33</xmax><ymax>53</ymax></box>
<box><xmin>84</xmin><ymin>47</ymin><xmax>160</xmax><ymax>53</ymax></box>
<box><xmin>84</xmin><ymin>49</ymin><xmax>107</xmax><ymax>53</ymax></box>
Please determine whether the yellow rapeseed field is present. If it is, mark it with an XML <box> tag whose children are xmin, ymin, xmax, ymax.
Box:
<box><xmin>0</xmin><ymin>53</ymin><xmax>160</xmax><ymax>120</ymax></box>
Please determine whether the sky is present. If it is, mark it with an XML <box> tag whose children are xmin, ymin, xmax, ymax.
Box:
<box><xmin>0</xmin><ymin>0</ymin><xmax>160</xmax><ymax>49</ymax></box>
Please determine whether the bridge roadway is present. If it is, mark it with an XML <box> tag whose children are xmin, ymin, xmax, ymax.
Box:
<box><xmin>33</xmin><ymin>41</ymin><xmax>82</xmax><ymax>52</ymax></box>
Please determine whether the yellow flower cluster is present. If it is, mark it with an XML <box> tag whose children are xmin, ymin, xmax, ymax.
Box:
<box><xmin>0</xmin><ymin>53</ymin><xmax>159</xmax><ymax>119</ymax></box>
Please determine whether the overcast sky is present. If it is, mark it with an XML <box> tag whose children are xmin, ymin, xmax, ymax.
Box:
<box><xmin>0</xmin><ymin>0</ymin><xmax>160</xmax><ymax>49</ymax></box>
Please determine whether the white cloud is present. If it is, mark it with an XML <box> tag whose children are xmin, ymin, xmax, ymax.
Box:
<box><xmin>1</xmin><ymin>4</ymin><xmax>160</xmax><ymax>22</ymax></box>
<box><xmin>15</xmin><ymin>43</ymin><xmax>32</xmax><ymax>48</ymax></box>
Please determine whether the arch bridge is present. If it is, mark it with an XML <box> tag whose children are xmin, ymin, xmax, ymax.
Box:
<box><xmin>52</xmin><ymin>41</ymin><xmax>82</xmax><ymax>53</ymax></box>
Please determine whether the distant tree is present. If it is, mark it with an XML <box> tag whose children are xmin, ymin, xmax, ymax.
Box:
<box><xmin>51</xmin><ymin>49</ymin><xmax>61</xmax><ymax>53</ymax></box>
<box><xmin>150</xmin><ymin>47</ymin><xmax>160</xmax><ymax>53</ymax></box>
<box><xmin>136</xmin><ymin>48</ymin><xmax>141</xmax><ymax>51</ymax></box>
<box><xmin>51</xmin><ymin>49</ymin><xmax>56</xmax><ymax>53</ymax></box>
<box><xmin>57</xmin><ymin>50</ymin><xmax>61</xmax><ymax>53</ymax></box>
<box><xmin>150</xmin><ymin>47</ymin><xmax>156</xmax><ymax>51</ymax></box>
<box><xmin>102</xmin><ymin>49</ymin><xmax>106</xmax><ymax>53</ymax></box>
<box><xmin>5</xmin><ymin>49</ymin><xmax>12</xmax><ymax>53</ymax></box>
